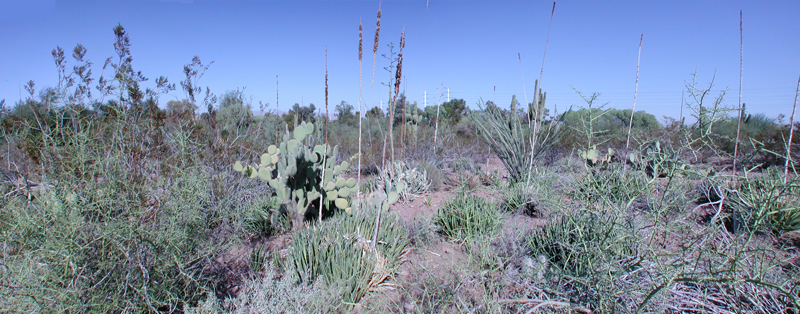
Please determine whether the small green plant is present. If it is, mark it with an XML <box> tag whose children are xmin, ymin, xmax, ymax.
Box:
<box><xmin>526</xmin><ymin>207</ymin><xmax>639</xmax><ymax>312</ymax></box>
<box><xmin>249</xmin><ymin>245</ymin><xmax>269</xmax><ymax>272</ymax></box>
<box><xmin>408</xmin><ymin>214</ymin><xmax>438</xmax><ymax>247</ymax></box>
<box><xmin>572</xmin><ymin>164</ymin><xmax>649</xmax><ymax>206</ymax></box>
<box><xmin>290</xmin><ymin>207</ymin><xmax>409</xmax><ymax>307</ymax></box>
<box><xmin>502</xmin><ymin>182</ymin><xmax>537</xmax><ymax>214</ymax></box>
<box><xmin>243</xmin><ymin>196</ymin><xmax>289</xmax><ymax>237</ymax></box>
<box><xmin>434</xmin><ymin>194</ymin><xmax>501</xmax><ymax>243</ymax></box>
<box><xmin>730</xmin><ymin>168</ymin><xmax>800</xmax><ymax>233</ymax></box>
<box><xmin>628</xmin><ymin>140</ymin><xmax>691</xmax><ymax>179</ymax></box>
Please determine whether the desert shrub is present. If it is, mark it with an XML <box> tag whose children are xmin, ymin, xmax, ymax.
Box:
<box><xmin>0</xmin><ymin>168</ymin><xmax>219</xmax><ymax>312</ymax></box>
<box><xmin>502</xmin><ymin>182</ymin><xmax>547</xmax><ymax>216</ymax></box>
<box><xmin>449</xmin><ymin>156</ymin><xmax>476</xmax><ymax>172</ymax></box>
<box><xmin>187</xmin><ymin>263</ymin><xmax>322</xmax><ymax>314</ymax></box>
<box><xmin>434</xmin><ymin>194</ymin><xmax>502</xmax><ymax>243</ymax></box>
<box><xmin>242</xmin><ymin>196</ymin><xmax>290</xmax><ymax>237</ymax></box>
<box><xmin>503</xmin><ymin>167</ymin><xmax>565</xmax><ymax>216</ymax></box>
<box><xmin>502</xmin><ymin>182</ymin><xmax>534</xmax><ymax>212</ymax></box>
<box><xmin>408</xmin><ymin>214</ymin><xmax>439</xmax><ymax>247</ymax></box>
<box><xmin>326</xmin><ymin>117</ymin><xmax>361</xmax><ymax>161</ymax></box>
<box><xmin>417</xmin><ymin>161</ymin><xmax>443</xmax><ymax>191</ymax></box>
<box><xmin>559</xmin><ymin>107</ymin><xmax>662</xmax><ymax>152</ymax></box>
<box><xmin>290</xmin><ymin>207</ymin><xmax>409</xmax><ymax>308</ymax></box>
<box><xmin>572</xmin><ymin>164</ymin><xmax>649</xmax><ymax>206</ymax></box>
<box><xmin>705</xmin><ymin>112</ymin><xmax>797</xmax><ymax>167</ymax></box>
<box><xmin>730</xmin><ymin>168</ymin><xmax>800</xmax><ymax>233</ymax></box>
<box><xmin>525</xmin><ymin>206</ymin><xmax>640</xmax><ymax>312</ymax></box>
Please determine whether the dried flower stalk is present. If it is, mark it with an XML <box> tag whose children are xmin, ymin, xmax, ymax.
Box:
<box><xmin>371</xmin><ymin>3</ymin><xmax>381</xmax><ymax>86</ymax></box>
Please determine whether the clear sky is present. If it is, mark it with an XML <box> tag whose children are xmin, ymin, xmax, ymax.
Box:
<box><xmin>2</xmin><ymin>0</ymin><xmax>799</xmax><ymax>122</ymax></box>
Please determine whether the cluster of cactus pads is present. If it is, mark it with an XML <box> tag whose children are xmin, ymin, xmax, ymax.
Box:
<box><xmin>579</xmin><ymin>146</ymin><xmax>615</xmax><ymax>167</ymax></box>
<box><xmin>233</xmin><ymin>122</ymin><xmax>358</xmax><ymax>222</ymax></box>
<box><xmin>365</xmin><ymin>180</ymin><xmax>406</xmax><ymax>211</ymax></box>
<box><xmin>628</xmin><ymin>141</ymin><xmax>693</xmax><ymax>178</ymax></box>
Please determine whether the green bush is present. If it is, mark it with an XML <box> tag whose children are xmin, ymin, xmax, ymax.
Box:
<box><xmin>525</xmin><ymin>207</ymin><xmax>639</xmax><ymax>312</ymax></box>
<box><xmin>572</xmin><ymin>164</ymin><xmax>649</xmax><ymax>206</ymax></box>
<box><xmin>730</xmin><ymin>168</ymin><xmax>800</xmax><ymax>233</ymax></box>
<box><xmin>290</xmin><ymin>208</ymin><xmax>409</xmax><ymax>308</ymax></box>
<box><xmin>502</xmin><ymin>182</ymin><xmax>536</xmax><ymax>213</ymax></box>
<box><xmin>434</xmin><ymin>194</ymin><xmax>502</xmax><ymax>243</ymax></box>
<box><xmin>417</xmin><ymin>161</ymin><xmax>443</xmax><ymax>191</ymax></box>
<box><xmin>243</xmin><ymin>196</ymin><xmax>290</xmax><ymax>237</ymax></box>
<box><xmin>559</xmin><ymin>107</ymin><xmax>662</xmax><ymax>152</ymax></box>
<box><xmin>0</xmin><ymin>168</ymin><xmax>219</xmax><ymax>312</ymax></box>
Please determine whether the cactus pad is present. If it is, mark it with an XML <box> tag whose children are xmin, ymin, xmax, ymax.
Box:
<box><xmin>387</xmin><ymin>191</ymin><xmax>399</xmax><ymax>204</ymax></box>
<box><xmin>334</xmin><ymin>198</ymin><xmax>349</xmax><ymax>209</ymax></box>
<box><xmin>258</xmin><ymin>167</ymin><xmax>272</xmax><ymax>181</ymax></box>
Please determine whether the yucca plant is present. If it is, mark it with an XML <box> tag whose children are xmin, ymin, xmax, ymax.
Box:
<box><xmin>472</xmin><ymin>81</ymin><xmax>563</xmax><ymax>182</ymax></box>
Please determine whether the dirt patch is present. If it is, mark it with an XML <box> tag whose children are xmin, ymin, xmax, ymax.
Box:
<box><xmin>204</xmin><ymin>245</ymin><xmax>252</xmax><ymax>299</ymax></box>
<box><xmin>387</xmin><ymin>191</ymin><xmax>452</xmax><ymax>223</ymax></box>
<box><xmin>357</xmin><ymin>240</ymin><xmax>472</xmax><ymax>313</ymax></box>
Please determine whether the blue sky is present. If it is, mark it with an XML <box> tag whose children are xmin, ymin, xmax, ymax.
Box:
<box><xmin>1</xmin><ymin>0</ymin><xmax>799</xmax><ymax>122</ymax></box>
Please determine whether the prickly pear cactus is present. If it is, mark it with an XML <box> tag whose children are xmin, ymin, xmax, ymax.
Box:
<box><xmin>578</xmin><ymin>146</ymin><xmax>614</xmax><ymax>167</ymax></box>
<box><xmin>628</xmin><ymin>141</ymin><xmax>691</xmax><ymax>178</ymax></box>
<box><xmin>364</xmin><ymin>180</ymin><xmax>407</xmax><ymax>212</ymax></box>
<box><xmin>233</xmin><ymin>121</ymin><xmax>358</xmax><ymax>228</ymax></box>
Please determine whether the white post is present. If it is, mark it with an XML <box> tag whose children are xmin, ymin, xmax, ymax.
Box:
<box><xmin>447</xmin><ymin>88</ymin><xmax>450</xmax><ymax>102</ymax></box>
<box><xmin>424</xmin><ymin>91</ymin><xmax>427</xmax><ymax>107</ymax></box>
